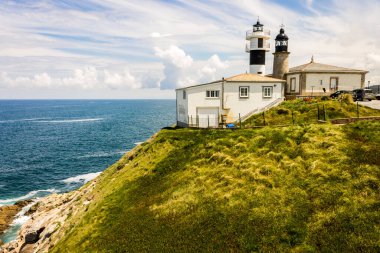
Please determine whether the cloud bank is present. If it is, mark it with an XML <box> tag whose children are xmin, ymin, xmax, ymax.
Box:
<box><xmin>0</xmin><ymin>0</ymin><xmax>378</xmax><ymax>98</ymax></box>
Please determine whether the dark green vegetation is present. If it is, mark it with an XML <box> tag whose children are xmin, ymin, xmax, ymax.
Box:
<box><xmin>51</xmin><ymin>119</ymin><xmax>380</xmax><ymax>252</ymax></box>
<box><xmin>244</xmin><ymin>96</ymin><xmax>380</xmax><ymax>126</ymax></box>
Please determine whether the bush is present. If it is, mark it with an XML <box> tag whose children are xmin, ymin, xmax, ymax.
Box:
<box><xmin>277</xmin><ymin>108</ymin><xmax>290</xmax><ymax>115</ymax></box>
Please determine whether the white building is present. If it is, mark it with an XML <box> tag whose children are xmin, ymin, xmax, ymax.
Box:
<box><xmin>176</xmin><ymin>73</ymin><xmax>285</xmax><ymax>128</ymax></box>
<box><xmin>285</xmin><ymin>58</ymin><xmax>368</xmax><ymax>97</ymax></box>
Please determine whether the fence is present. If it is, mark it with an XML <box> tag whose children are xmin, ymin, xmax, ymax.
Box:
<box><xmin>185</xmin><ymin>101</ymin><xmax>380</xmax><ymax>129</ymax></box>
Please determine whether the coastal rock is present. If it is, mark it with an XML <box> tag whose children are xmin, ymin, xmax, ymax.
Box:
<box><xmin>1</xmin><ymin>180</ymin><xmax>98</xmax><ymax>253</ymax></box>
<box><xmin>0</xmin><ymin>200</ymin><xmax>33</xmax><ymax>235</ymax></box>
<box><xmin>25</xmin><ymin>227</ymin><xmax>45</xmax><ymax>244</ymax></box>
<box><xmin>0</xmin><ymin>205</ymin><xmax>22</xmax><ymax>235</ymax></box>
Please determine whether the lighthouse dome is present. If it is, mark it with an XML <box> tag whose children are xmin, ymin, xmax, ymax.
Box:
<box><xmin>275</xmin><ymin>28</ymin><xmax>288</xmax><ymax>41</ymax></box>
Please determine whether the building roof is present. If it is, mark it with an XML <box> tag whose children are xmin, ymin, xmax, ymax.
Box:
<box><xmin>175</xmin><ymin>73</ymin><xmax>285</xmax><ymax>90</ymax></box>
<box><xmin>289</xmin><ymin>61</ymin><xmax>368</xmax><ymax>74</ymax></box>
<box><xmin>225</xmin><ymin>73</ymin><xmax>286</xmax><ymax>82</ymax></box>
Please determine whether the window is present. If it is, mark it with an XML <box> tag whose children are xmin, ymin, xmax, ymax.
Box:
<box><xmin>206</xmin><ymin>90</ymin><xmax>220</xmax><ymax>98</ymax></box>
<box><xmin>263</xmin><ymin>86</ymin><xmax>273</xmax><ymax>98</ymax></box>
<box><xmin>320</xmin><ymin>80</ymin><xmax>323</xmax><ymax>85</ymax></box>
<box><xmin>240</xmin><ymin>86</ymin><xmax>249</xmax><ymax>98</ymax></box>
<box><xmin>183</xmin><ymin>90</ymin><xmax>186</xmax><ymax>99</ymax></box>
<box><xmin>290</xmin><ymin>78</ymin><xmax>296</xmax><ymax>91</ymax></box>
<box><xmin>258</xmin><ymin>38</ymin><xmax>263</xmax><ymax>48</ymax></box>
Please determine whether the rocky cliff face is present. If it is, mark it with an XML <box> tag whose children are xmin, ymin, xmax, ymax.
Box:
<box><xmin>0</xmin><ymin>200</ymin><xmax>33</xmax><ymax>236</ymax></box>
<box><xmin>0</xmin><ymin>179</ymin><xmax>97</xmax><ymax>253</ymax></box>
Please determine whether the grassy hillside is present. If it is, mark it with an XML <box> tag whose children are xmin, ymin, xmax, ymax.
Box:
<box><xmin>50</xmin><ymin>120</ymin><xmax>380</xmax><ymax>252</ymax></box>
<box><xmin>244</xmin><ymin>97</ymin><xmax>380</xmax><ymax>126</ymax></box>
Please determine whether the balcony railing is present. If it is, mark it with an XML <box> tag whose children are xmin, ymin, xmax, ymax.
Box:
<box><xmin>246</xmin><ymin>30</ymin><xmax>271</xmax><ymax>39</ymax></box>
<box><xmin>245</xmin><ymin>42</ymin><xmax>271</xmax><ymax>52</ymax></box>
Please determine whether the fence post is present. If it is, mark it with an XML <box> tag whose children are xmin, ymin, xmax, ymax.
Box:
<box><xmin>323</xmin><ymin>105</ymin><xmax>326</xmax><ymax>121</ymax></box>
<box><xmin>292</xmin><ymin>110</ymin><xmax>295</xmax><ymax>125</ymax></box>
<box><xmin>188</xmin><ymin>115</ymin><xmax>190</xmax><ymax>126</ymax></box>
<box><xmin>207</xmin><ymin>115</ymin><xmax>210</xmax><ymax>128</ymax></box>
<box><xmin>239</xmin><ymin>113</ymin><xmax>242</xmax><ymax>129</ymax></box>
<box><xmin>197</xmin><ymin>115</ymin><xmax>199</xmax><ymax>128</ymax></box>
<box><xmin>263</xmin><ymin>111</ymin><xmax>266</xmax><ymax>126</ymax></box>
<box><xmin>317</xmin><ymin>105</ymin><xmax>320</xmax><ymax>120</ymax></box>
<box><xmin>357</xmin><ymin>101</ymin><xmax>359</xmax><ymax>118</ymax></box>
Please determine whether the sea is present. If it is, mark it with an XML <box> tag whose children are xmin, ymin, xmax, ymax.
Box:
<box><xmin>0</xmin><ymin>99</ymin><xmax>175</xmax><ymax>243</ymax></box>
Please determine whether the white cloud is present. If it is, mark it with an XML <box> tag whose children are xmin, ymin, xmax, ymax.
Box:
<box><xmin>154</xmin><ymin>46</ymin><xmax>229</xmax><ymax>89</ymax></box>
<box><xmin>154</xmin><ymin>45</ymin><xmax>193</xmax><ymax>68</ymax></box>
<box><xmin>0</xmin><ymin>67</ymin><xmax>145</xmax><ymax>91</ymax></box>
<box><xmin>104</xmin><ymin>69</ymin><xmax>141</xmax><ymax>89</ymax></box>
<box><xmin>200</xmin><ymin>54</ymin><xmax>229</xmax><ymax>81</ymax></box>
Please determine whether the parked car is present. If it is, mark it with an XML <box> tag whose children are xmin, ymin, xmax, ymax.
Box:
<box><xmin>330</xmin><ymin>90</ymin><xmax>352</xmax><ymax>99</ymax></box>
<box><xmin>376</xmin><ymin>93</ymin><xmax>380</xmax><ymax>100</ymax></box>
<box><xmin>352</xmin><ymin>89</ymin><xmax>376</xmax><ymax>101</ymax></box>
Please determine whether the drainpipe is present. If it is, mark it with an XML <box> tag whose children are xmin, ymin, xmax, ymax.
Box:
<box><xmin>221</xmin><ymin>77</ymin><xmax>225</xmax><ymax>110</ymax></box>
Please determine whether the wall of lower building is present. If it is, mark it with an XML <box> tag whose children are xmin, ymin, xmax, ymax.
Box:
<box><xmin>176</xmin><ymin>89</ymin><xmax>188</xmax><ymax>126</ymax></box>
<box><xmin>286</xmin><ymin>73</ymin><xmax>301</xmax><ymax>94</ymax></box>
<box><xmin>305</xmin><ymin>73</ymin><xmax>363</xmax><ymax>95</ymax></box>
<box><xmin>286</xmin><ymin>72</ymin><xmax>365</xmax><ymax>96</ymax></box>
<box><xmin>224</xmin><ymin>82</ymin><xmax>284</xmax><ymax>121</ymax></box>
<box><xmin>177</xmin><ymin>81</ymin><xmax>285</xmax><ymax>127</ymax></box>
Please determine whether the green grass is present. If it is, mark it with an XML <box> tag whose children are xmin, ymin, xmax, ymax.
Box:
<box><xmin>50</xmin><ymin>120</ymin><xmax>380</xmax><ymax>252</ymax></box>
<box><xmin>243</xmin><ymin>97</ymin><xmax>380</xmax><ymax>127</ymax></box>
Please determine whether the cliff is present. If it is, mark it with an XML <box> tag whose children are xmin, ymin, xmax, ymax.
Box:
<box><xmin>1</xmin><ymin>119</ymin><xmax>379</xmax><ymax>252</ymax></box>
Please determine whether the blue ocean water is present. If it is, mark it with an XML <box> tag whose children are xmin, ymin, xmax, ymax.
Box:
<box><xmin>0</xmin><ymin>100</ymin><xmax>175</xmax><ymax>204</ymax></box>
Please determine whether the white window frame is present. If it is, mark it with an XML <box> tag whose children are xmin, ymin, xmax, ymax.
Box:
<box><xmin>263</xmin><ymin>86</ymin><xmax>273</xmax><ymax>98</ymax></box>
<box><xmin>239</xmin><ymin>86</ymin><xmax>249</xmax><ymax>98</ymax></box>
<box><xmin>206</xmin><ymin>90</ymin><xmax>220</xmax><ymax>98</ymax></box>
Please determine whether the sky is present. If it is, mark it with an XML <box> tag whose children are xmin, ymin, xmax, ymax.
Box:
<box><xmin>0</xmin><ymin>0</ymin><xmax>379</xmax><ymax>99</ymax></box>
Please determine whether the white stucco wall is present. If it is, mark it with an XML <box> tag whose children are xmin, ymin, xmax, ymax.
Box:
<box><xmin>186</xmin><ymin>82</ymin><xmax>222</xmax><ymax>117</ymax></box>
<box><xmin>286</xmin><ymin>73</ymin><xmax>300</xmax><ymax>93</ymax></box>
<box><xmin>177</xmin><ymin>80</ymin><xmax>285</xmax><ymax>126</ymax></box>
<box><xmin>224</xmin><ymin>82</ymin><xmax>284</xmax><ymax>120</ymax></box>
<box><xmin>305</xmin><ymin>73</ymin><xmax>362</xmax><ymax>93</ymax></box>
<box><xmin>176</xmin><ymin>89</ymin><xmax>188</xmax><ymax>125</ymax></box>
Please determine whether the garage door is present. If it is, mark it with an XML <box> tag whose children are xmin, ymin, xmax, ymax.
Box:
<box><xmin>197</xmin><ymin>107</ymin><xmax>219</xmax><ymax>128</ymax></box>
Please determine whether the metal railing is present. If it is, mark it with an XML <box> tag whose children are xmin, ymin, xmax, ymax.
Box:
<box><xmin>246</xmin><ymin>30</ymin><xmax>270</xmax><ymax>39</ymax></box>
<box><xmin>245</xmin><ymin>42</ymin><xmax>271</xmax><ymax>52</ymax></box>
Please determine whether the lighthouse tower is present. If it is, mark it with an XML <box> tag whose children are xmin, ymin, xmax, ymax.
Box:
<box><xmin>272</xmin><ymin>25</ymin><xmax>290</xmax><ymax>79</ymax></box>
<box><xmin>246</xmin><ymin>19</ymin><xmax>271</xmax><ymax>75</ymax></box>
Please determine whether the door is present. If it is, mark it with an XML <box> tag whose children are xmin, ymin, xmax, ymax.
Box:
<box><xmin>330</xmin><ymin>77</ymin><xmax>338</xmax><ymax>91</ymax></box>
<box><xmin>197</xmin><ymin>107</ymin><xmax>219</xmax><ymax>128</ymax></box>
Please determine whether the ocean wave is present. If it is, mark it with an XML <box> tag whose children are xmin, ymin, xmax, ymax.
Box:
<box><xmin>36</xmin><ymin>118</ymin><xmax>104</xmax><ymax>123</ymax></box>
<box><xmin>0</xmin><ymin>189</ymin><xmax>58</xmax><ymax>207</ymax></box>
<box><xmin>1</xmin><ymin>201</ymin><xmax>36</xmax><ymax>243</ymax></box>
<box><xmin>0</xmin><ymin>118</ymin><xmax>50</xmax><ymax>123</ymax></box>
<box><xmin>134</xmin><ymin>142</ymin><xmax>144</xmax><ymax>145</ymax></box>
<box><xmin>77</xmin><ymin>150</ymin><xmax>129</xmax><ymax>159</ymax></box>
<box><xmin>61</xmin><ymin>172</ymin><xmax>101</xmax><ymax>185</ymax></box>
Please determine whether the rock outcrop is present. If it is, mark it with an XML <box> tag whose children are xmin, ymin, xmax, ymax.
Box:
<box><xmin>0</xmin><ymin>180</ymin><xmax>97</xmax><ymax>253</ymax></box>
<box><xmin>0</xmin><ymin>200</ymin><xmax>33</xmax><ymax>235</ymax></box>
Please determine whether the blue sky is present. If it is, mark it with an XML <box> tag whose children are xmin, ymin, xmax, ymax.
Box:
<box><xmin>0</xmin><ymin>0</ymin><xmax>379</xmax><ymax>98</ymax></box>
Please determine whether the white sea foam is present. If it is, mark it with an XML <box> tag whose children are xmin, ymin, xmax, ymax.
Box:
<box><xmin>134</xmin><ymin>142</ymin><xmax>144</xmax><ymax>145</ymax></box>
<box><xmin>62</xmin><ymin>172</ymin><xmax>101</xmax><ymax>185</ymax></box>
<box><xmin>0</xmin><ymin>189</ymin><xmax>58</xmax><ymax>207</ymax></box>
<box><xmin>37</xmin><ymin>118</ymin><xmax>104</xmax><ymax>123</ymax></box>
<box><xmin>0</xmin><ymin>118</ymin><xmax>49</xmax><ymax>123</ymax></box>
<box><xmin>77</xmin><ymin>150</ymin><xmax>129</xmax><ymax>159</ymax></box>
<box><xmin>11</xmin><ymin>202</ymin><xmax>34</xmax><ymax>225</ymax></box>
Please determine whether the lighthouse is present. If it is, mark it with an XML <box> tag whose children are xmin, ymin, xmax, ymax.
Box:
<box><xmin>272</xmin><ymin>25</ymin><xmax>290</xmax><ymax>79</ymax></box>
<box><xmin>246</xmin><ymin>19</ymin><xmax>271</xmax><ymax>75</ymax></box>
